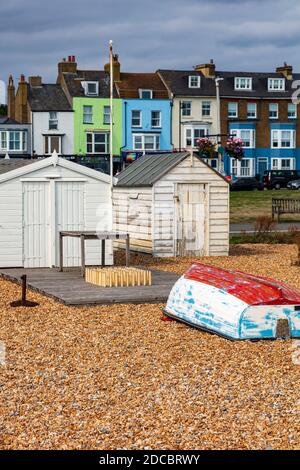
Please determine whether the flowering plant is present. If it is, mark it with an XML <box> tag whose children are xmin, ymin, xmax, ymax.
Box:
<box><xmin>225</xmin><ymin>137</ymin><xmax>244</xmax><ymax>161</ymax></box>
<box><xmin>196</xmin><ymin>138</ymin><xmax>216</xmax><ymax>158</ymax></box>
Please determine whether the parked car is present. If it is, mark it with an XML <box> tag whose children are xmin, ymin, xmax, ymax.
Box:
<box><xmin>263</xmin><ymin>170</ymin><xmax>300</xmax><ymax>189</ymax></box>
<box><xmin>230</xmin><ymin>177</ymin><xmax>264</xmax><ymax>191</ymax></box>
<box><xmin>287</xmin><ymin>179</ymin><xmax>300</xmax><ymax>190</ymax></box>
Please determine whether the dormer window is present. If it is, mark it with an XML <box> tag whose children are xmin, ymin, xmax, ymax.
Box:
<box><xmin>268</xmin><ymin>78</ymin><xmax>285</xmax><ymax>91</ymax></box>
<box><xmin>188</xmin><ymin>75</ymin><xmax>201</xmax><ymax>88</ymax></box>
<box><xmin>139</xmin><ymin>89</ymin><xmax>153</xmax><ymax>99</ymax></box>
<box><xmin>235</xmin><ymin>77</ymin><xmax>252</xmax><ymax>90</ymax></box>
<box><xmin>82</xmin><ymin>81</ymin><xmax>99</xmax><ymax>96</ymax></box>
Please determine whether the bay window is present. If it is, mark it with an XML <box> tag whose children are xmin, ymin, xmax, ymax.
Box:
<box><xmin>231</xmin><ymin>158</ymin><xmax>254</xmax><ymax>177</ymax></box>
<box><xmin>231</xmin><ymin>129</ymin><xmax>255</xmax><ymax>148</ymax></box>
<box><xmin>271</xmin><ymin>158</ymin><xmax>295</xmax><ymax>170</ymax></box>
<box><xmin>86</xmin><ymin>132</ymin><xmax>109</xmax><ymax>154</ymax></box>
<box><xmin>133</xmin><ymin>134</ymin><xmax>160</xmax><ymax>151</ymax></box>
<box><xmin>0</xmin><ymin>130</ymin><xmax>27</xmax><ymax>152</ymax></box>
<box><xmin>185</xmin><ymin>126</ymin><xmax>209</xmax><ymax>148</ymax></box>
<box><xmin>271</xmin><ymin>129</ymin><xmax>295</xmax><ymax>148</ymax></box>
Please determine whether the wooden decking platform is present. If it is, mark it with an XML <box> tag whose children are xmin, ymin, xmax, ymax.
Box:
<box><xmin>0</xmin><ymin>267</ymin><xmax>180</xmax><ymax>306</ymax></box>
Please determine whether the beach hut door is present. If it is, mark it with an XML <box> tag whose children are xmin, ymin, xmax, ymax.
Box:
<box><xmin>176</xmin><ymin>183</ymin><xmax>206</xmax><ymax>256</ymax></box>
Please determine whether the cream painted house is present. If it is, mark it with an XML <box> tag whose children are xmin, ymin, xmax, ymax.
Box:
<box><xmin>158</xmin><ymin>62</ymin><xmax>218</xmax><ymax>167</ymax></box>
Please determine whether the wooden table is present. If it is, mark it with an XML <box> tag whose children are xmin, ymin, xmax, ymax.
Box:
<box><xmin>59</xmin><ymin>231</ymin><xmax>130</xmax><ymax>277</ymax></box>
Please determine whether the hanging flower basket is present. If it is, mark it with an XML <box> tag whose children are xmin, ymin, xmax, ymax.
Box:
<box><xmin>225</xmin><ymin>137</ymin><xmax>244</xmax><ymax>161</ymax></box>
<box><xmin>196</xmin><ymin>138</ymin><xmax>216</xmax><ymax>158</ymax></box>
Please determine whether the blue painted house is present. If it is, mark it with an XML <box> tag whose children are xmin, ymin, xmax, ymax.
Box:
<box><xmin>114</xmin><ymin>69</ymin><xmax>172</xmax><ymax>161</ymax></box>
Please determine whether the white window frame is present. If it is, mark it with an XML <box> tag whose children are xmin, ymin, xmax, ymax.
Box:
<box><xmin>231</xmin><ymin>128</ymin><xmax>256</xmax><ymax>148</ymax></box>
<box><xmin>247</xmin><ymin>103</ymin><xmax>257</xmax><ymax>119</ymax></box>
<box><xmin>288</xmin><ymin>103</ymin><xmax>297</xmax><ymax>119</ymax></box>
<box><xmin>83</xmin><ymin>105</ymin><xmax>93</xmax><ymax>124</ymax></box>
<box><xmin>82</xmin><ymin>81</ymin><xmax>99</xmax><ymax>96</ymax></box>
<box><xmin>271</xmin><ymin>129</ymin><xmax>295</xmax><ymax>149</ymax></box>
<box><xmin>103</xmin><ymin>106</ymin><xmax>110</xmax><ymax>125</ymax></box>
<box><xmin>202</xmin><ymin>101</ymin><xmax>211</xmax><ymax>117</ymax></box>
<box><xmin>131</xmin><ymin>110</ymin><xmax>141</xmax><ymax>127</ymax></box>
<box><xmin>181</xmin><ymin>101</ymin><xmax>192</xmax><ymax>117</ymax></box>
<box><xmin>235</xmin><ymin>77</ymin><xmax>252</xmax><ymax>90</ymax></box>
<box><xmin>151</xmin><ymin>110</ymin><xmax>161</xmax><ymax>128</ymax></box>
<box><xmin>230</xmin><ymin>158</ymin><xmax>254</xmax><ymax>177</ymax></box>
<box><xmin>49</xmin><ymin>112</ymin><xmax>58</xmax><ymax>130</ymax></box>
<box><xmin>188</xmin><ymin>75</ymin><xmax>201</xmax><ymax>88</ymax></box>
<box><xmin>138</xmin><ymin>89</ymin><xmax>153</xmax><ymax>99</ymax></box>
<box><xmin>184</xmin><ymin>126</ymin><xmax>210</xmax><ymax>148</ymax></box>
<box><xmin>132</xmin><ymin>133</ymin><xmax>160</xmax><ymax>151</ymax></box>
<box><xmin>0</xmin><ymin>130</ymin><xmax>27</xmax><ymax>152</ymax></box>
<box><xmin>269</xmin><ymin>103</ymin><xmax>279</xmax><ymax>119</ymax></box>
<box><xmin>271</xmin><ymin>158</ymin><xmax>295</xmax><ymax>170</ymax></box>
<box><xmin>268</xmin><ymin>78</ymin><xmax>285</xmax><ymax>91</ymax></box>
<box><xmin>228</xmin><ymin>102</ymin><xmax>238</xmax><ymax>118</ymax></box>
<box><xmin>44</xmin><ymin>135</ymin><xmax>62</xmax><ymax>155</ymax></box>
<box><xmin>86</xmin><ymin>132</ymin><xmax>109</xmax><ymax>154</ymax></box>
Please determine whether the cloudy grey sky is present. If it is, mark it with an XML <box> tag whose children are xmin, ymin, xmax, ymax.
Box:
<box><xmin>1</xmin><ymin>0</ymin><xmax>300</xmax><ymax>103</ymax></box>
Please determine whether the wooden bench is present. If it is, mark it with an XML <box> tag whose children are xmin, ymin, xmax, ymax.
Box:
<box><xmin>272</xmin><ymin>198</ymin><xmax>300</xmax><ymax>222</ymax></box>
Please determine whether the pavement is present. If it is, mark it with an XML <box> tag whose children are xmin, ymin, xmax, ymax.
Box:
<box><xmin>230</xmin><ymin>221</ymin><xmax>300</xmax><ymax>234</ymax></box>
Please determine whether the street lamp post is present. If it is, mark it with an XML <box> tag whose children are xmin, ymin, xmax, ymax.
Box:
<box><xmin>109</xmin><ymin>40</ymin><xmax>114</xmax><ymax>189</ymax></box>
<box><xmin>215</xmin><ymin>77</ymin><xmax>224</xmax><ymax>173</ymax></box>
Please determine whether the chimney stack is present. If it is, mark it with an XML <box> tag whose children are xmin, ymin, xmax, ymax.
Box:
<box><xmin>276</xmin><ymin>62</ymin><xmax>293</xmax><ymax>80</ymax></box>
<box><xmin>15</xmin><ymin>75</ymin><xmax>28</xmax><ymax>123</ymax></box>
<box><xmin>194</xmin><ymin>59</ymin><xmax>216</xmax><ymax>78</ymax></box>
<box><xmin>29</xmin><ymin>76</ymin><xmax>42</xmax><ymax>87</ymax></box>
<box><xmin>104</xmin><ymin>54</ymin><xmax>121</xmax><ymax>82</ymax></box>
<box><xmin>57</xmin><ymin>55</ymin><xmax>77</xmax><ymax>84</ymax></box>
<box><xmin>7</xmin><ymin>75</ymin><xmax>15</xmax><ymax>120</ymax></box>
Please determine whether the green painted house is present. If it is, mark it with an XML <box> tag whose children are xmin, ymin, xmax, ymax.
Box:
<box><xmin>58</xmin><ymin>56</ymin><xmax>122</xmax><ymax>173</ymax></box>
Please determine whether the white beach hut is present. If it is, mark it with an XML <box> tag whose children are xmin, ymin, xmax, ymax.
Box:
<box><xmin>113</xmin><ymin>152</ymin><xmax>229</xmax><ymax>257</ymax></box>
<box><xmin>0</xmin><ymin>153</ymin><xmax>113</xmax><ymax>268</ymax></box>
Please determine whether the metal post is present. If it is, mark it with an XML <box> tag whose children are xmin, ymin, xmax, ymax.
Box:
<box><xmin>101</xmin><ymin>239</ymin><xmax>106</xmax><ymax>267</ymax></box>
<box><xmin>21</xmin><ymin>275</ymin><xmax>27</xmax><ymax>304</ymax></box>
<box><xmin>59</xmin><ymin>232</ymin><xmax>63</xmax><ymax>272</ymax></box>
<box><xmin>81</xmin><ymin>235</ymin><xmax>85</xmax><ymax>278</ymax></box>
<box><xmin>125</xmin><ymin>234</ymin><xmax>130</xmax><ymax>267</ymax></box>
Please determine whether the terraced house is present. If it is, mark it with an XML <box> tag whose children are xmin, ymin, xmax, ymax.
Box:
<box><xmin>7</xmin><ymin>74</ymin><xmax>74</xmax><ymax>157</ymax></box>
<box><xmin>114</xmin><ymin>62</ymin><xmax>171</xmax><ymax>160</ymax></box>
<box><xmin>217</xmin><ymin>63</ymin><xmax>300</xmax><ymax>178</ymax></box>
<box><xmin>57</xmin><ymin>55</ymin><xmax>122</xmax><ymax>173</ymax></box>
<box><xmin>158</xmin><ymin>61</ymin><xmax>218</xmax><ymax>167</ymax></box>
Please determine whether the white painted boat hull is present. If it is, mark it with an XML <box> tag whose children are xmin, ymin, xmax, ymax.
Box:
<box><xmin>165</xmin><ymin>276</ymin><xmax>300</xmax><ymax>340</ymax></box>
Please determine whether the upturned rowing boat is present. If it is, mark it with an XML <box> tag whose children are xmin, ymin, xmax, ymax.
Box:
<box><xmin>164</xmin><ymin>263</ymin><xmax>300</xmax><ymax>340</ymax></box>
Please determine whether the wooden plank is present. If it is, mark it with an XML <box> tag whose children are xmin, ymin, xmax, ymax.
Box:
<box><xmin>0</xmin><ymin>267</ymin><xmax>179</xmax><ymax>306</ymax></box>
